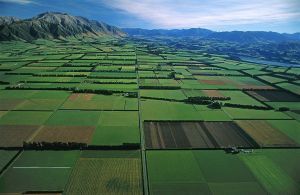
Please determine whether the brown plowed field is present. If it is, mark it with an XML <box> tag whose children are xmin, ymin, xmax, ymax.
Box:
<box><xmin>236</xmin><ymin>120</ymin><xmax>298</xmax><ymax>147</ymax></box>
<box><xmin>68</xmin><ymin>93</ymin><xmax>80</xmax><ymax>101</ymax></box>
<box><xmin>33</xmin><ymin>125</ymin><xmax>95</xmax><ymax>144</ymax></box>
<box><xmin>144</xmin><ymin>121</ymin><xmax>257</xmax><ymax>149</ymax></box>
<box><xmin>83</xmin><ymin>94</ymin><xmax>94</xmax><ymax>100</ymax></box>
<box><xmin>0</xmin><ymin>125</ymin><xmax>39</xmax><ymax>147</ymax></box>
<box><xmin>200</xmin><ymin>80</ymin><xmax>226</xmax><ymax>85</ymax></box>
<box><xmin>204</xmin><ymin>122</ymin><xmax>257</xmax><ymax>148</ymax></box>
<box><xmin>0</xmin><ymin>99</ymin><xmax>24</xmax><ymax>110</ymax></box>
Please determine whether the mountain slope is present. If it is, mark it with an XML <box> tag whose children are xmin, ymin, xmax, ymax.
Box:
<box><xmin>123</xmin><ymin>28</ymin><xmax>300</xmax><ymax>44</ymax></box>
<box><xmin>0</xmin><ymin>16</ymin><xmax>20</xmax><ymax>25</ymax></box>
<box><xmin>0</xmin><ymin>12</ymin><xmax>125</xmax><ymax>41</ymax></box>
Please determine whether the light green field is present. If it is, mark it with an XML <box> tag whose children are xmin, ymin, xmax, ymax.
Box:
<box><xmin>240</xmin><ymin>153</ymin><xmax>300</xmax><ymax>194</ymax></box>
<box><xmin>222</xmin><ymin>107</ymin><xmax>291</xmax><ymax>120</ymax></box>
<box><xmin>65</xmin><ymin>150</ymin><xmax>142</xmax><ymax>195</ymax></box>
<box><xmin>0</xmin><ymin>111</ymin><xmax>53</xmax><ymax>125</ymax></box>
<box><xmin>277</xmin><ymin>82</ymin><xmax>300</xmax><ymax>95</ymax></box>
<box><xmin>146</xmin><ymin>150</ymin><xmax>267</xmax><ymax>195</ymax></box>
<box><xmin>61</xmin><ymin>93</ymin><xmax>138</xmax><ymax>110</ymax></box>
<box><xmin>141</xmin><ymin>99</ymin><xmax>203</xmax><ymax>121</ymax></box>
<box><xmin>140</xmin><ymin>89</ymin><xmax>186</xmax><ymax>100</ymax></box>
<box><xmin>46</xmin><ymin>110</ymin><xmax>101</xmax><ymax>126</ymax></box>
<box><xmin>91</xmin><ymin>111</ymin><xmax>140</xmax><ymax>145</ymax></box>
<box><xmin>267</xmin><ymin>120</ymin><xmax>300</xmax><ymax>144</ymax></box>
<box><xmin>220</xmin><ymin>90</ymin><xmax>265</xmax><ymax>106</ymax></box>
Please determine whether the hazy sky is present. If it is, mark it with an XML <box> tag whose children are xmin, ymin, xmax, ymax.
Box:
<box><xmin>0</xmin><ymin>0</ymin><xmax>300</xmax><ymax>33</ymax></box>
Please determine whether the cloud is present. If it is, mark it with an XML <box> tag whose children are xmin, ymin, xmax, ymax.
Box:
<box><xmin>103</xmin><ymin>0</ymin><xmax>300</xmax><ymax>28</ymax></box>
<box><xmin>0</xmin><ymin>0</ymin><xmax>33</xmax><ymax>4</ymax></box>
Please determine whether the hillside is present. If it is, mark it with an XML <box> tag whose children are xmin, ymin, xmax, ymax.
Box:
<box><xmin>0</xmin><ymin>12</ymin><xmax>126</xmax><ymax>41</ymax></box>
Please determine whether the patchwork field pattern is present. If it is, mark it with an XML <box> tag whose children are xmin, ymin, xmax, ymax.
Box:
<box><xmin>0</xmin><ymin>37</ymin><xmax>299</xmax><ymax>194</ymax></box>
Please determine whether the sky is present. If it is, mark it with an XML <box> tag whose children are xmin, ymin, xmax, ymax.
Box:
<box><xmin>0</xmin><ymin>0</ymin><xmax>300</xmax><ymax>33</ymax></box>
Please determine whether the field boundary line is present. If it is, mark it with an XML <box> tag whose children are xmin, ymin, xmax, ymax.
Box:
<box><xmin>136</xmin><ymin>46</ymin><xmax>150</xmax><ymax>195</ymax></box>
<box><xmin>0</xmin><ymin>150</ymin><xmax>22</xmax><ymax>177</ymax></box>
<box><xmin>13</xmin><ymin>166</ymin><xmax>71</xmax><ymax>169</ymax></box>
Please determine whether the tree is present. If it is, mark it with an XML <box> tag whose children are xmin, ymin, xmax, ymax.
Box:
<box><xmin>208</xmin><ymin>101</ymin><xmax>221</xmax><ymax>109</ymax></box>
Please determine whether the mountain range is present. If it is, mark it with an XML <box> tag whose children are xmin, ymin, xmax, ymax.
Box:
<box><xmin>0</xmin><ymin>12</ymin><xmax>299</xmax><ymax>44</ymax></box>
<box><xmin>123</xmin><ymin>28</ymin><xmax>300</xmax><ymax>44</ymax></box>
<box><xmin>0</xmin><ymin>12</ymin><xmax>125</xmax><ymax>41</ymax></box>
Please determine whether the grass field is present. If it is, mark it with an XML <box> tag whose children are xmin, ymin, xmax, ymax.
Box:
<box><xmin>223</xmin><ymin>107</ymin><xmax>291</xmax><ymax>120</ymax></box>
<box><xmin>0</xmin><ymin>150</ymin><xmax>17</xmax><ymax>171</ymax></box>
<box><xmin>240</xmin><ymin>152</ymin><xmax>300</xmax><ymax>194</ymax></box>
<box><xmin>146</xmin><ymin>150</ymin><xmax>267</xmax><ymax>195</ymax></box>
<box><xmin>0</xmin><ymin>151</ymin><xmax>80</xmax><ymax>193</ymax></box>
<box><xmin>45</xmin><ymin>110</ymin><xmax>101</xmax><ymax>126</ymax></box>
<box><xmin>61</xmin><ymin>93</ymin><xmax>138</xmax><ymax>110</ymax></box>
<box><xmin>0</xmin><ymin>111</ymin><xmax>53</xmax><ymax>125</ymax></box>
<box><xmin>140</xmin><ymin>89</ymin><xmax>186</xmax><ymax>100</ymax></box>
<box><xmin>65</xmin><ymin>150</ymin><xmax>142</xmax><ymax>195</ymax></box>
<box><xmin>91</xmin><ymin>111</ymin><xmax>140</xmax><ymax>146</ymax></box>
<box><xmin>141</xmin><ymin>99</ymin><xmax>231</xmax><ymax>121</ymax></box>
<box><xmin>267</xmin><ymin>120</ymin><xmax>300</xmax><ymax>144</ymax></box>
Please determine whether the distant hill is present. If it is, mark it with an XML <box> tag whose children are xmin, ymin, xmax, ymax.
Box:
<box><xmin>123</xmin><ymin>28</ymin><xmax>300</xmax><ymax>44</ymax></box>
<box><xmin>123</xmin><ymin>28</ymin><xmax>213</xmax><ymax>37</ymax></box>
<box><xmin>0</xmin><ymin>12</ymin><xmax>126</xmax><ymax>41</ymax></box>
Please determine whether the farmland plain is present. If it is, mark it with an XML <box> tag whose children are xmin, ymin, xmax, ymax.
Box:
<box><xmin>0</xmin><ymin>37</ymin><xmax>299</xmax><ymax>194</ymax></box>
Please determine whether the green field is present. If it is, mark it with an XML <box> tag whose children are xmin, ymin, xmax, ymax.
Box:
<box><xmin>0</xmin><ymin>151</ymin><xmax>80</xmax><ymax>193</ymax></box>
<box><xmin>91</xmin><ymin>111</ymin><xmax>140</xmax><ymax>145</ymax></box>
<box><xmin>146</xmin><ymin>150</ymin><xmax>267</xmax><ymax>195</ymax></box>
<box><xmin>45</xmin><ymin>110</ymin><xmax>101</xmax><ymax>126</ymax></box>
<box><xmin>61</xmin><ymin>93</ymin><xmax>138</xmax><ymax>110</ymax></box>
<box><xmin>240</xmin><ymin>150</ymin><xmax>300</xmax><ymax>194</ymax></box>
<box><xmin>65</xmin><ymin>150</ymin><xmax>143</xmax><ymax>195</ymax></box>
<box><xmin>0</xmin><ymin>151</ymin><xmax>17</xmax><ymax>171</ymax></box>
<box><xmin>0</xmin><ymin>111</ymin><xmax>53</xmax><ymax>125</ymax></box>
<box><xmin>222</xmin><ymin>107</ymin><xmax>291</xmax><ymax>120</ymax></box>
